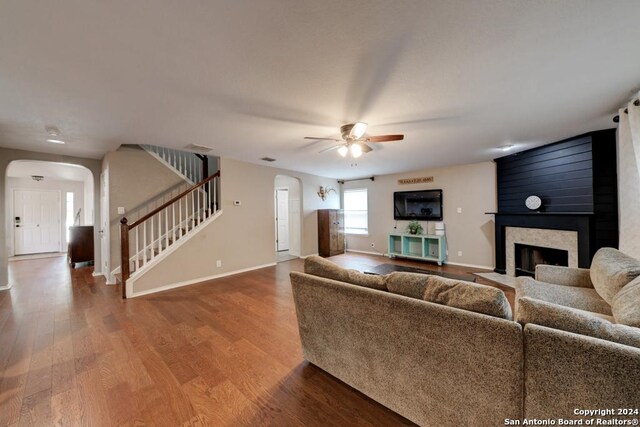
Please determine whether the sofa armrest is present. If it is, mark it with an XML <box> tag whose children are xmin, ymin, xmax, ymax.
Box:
<box><xmin>524</xmin><ymin>324</ymin><xmax>640</xmax><ymax>419</ymax></box>
<box><xmin>535</xmin><ymin>265</ymin><xmax>593</xmax><ymax>288</ymax></box>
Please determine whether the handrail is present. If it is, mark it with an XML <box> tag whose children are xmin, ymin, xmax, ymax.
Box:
<box><xmin>127</xmin><ymin>171</ymin><xmax>219</xmax><ymax>230</ymax></box>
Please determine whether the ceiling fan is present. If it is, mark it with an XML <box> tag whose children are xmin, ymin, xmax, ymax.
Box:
<box><xmin>304</xmin><ymin>122</ymin><xmax>404</xmax><ymax>158</ymax></box>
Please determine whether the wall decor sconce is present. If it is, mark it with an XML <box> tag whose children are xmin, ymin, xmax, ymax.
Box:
<box><xmin>317</xmin><ymin>186</ymin><xmax>336</xmax><ymax>201</ymax></box>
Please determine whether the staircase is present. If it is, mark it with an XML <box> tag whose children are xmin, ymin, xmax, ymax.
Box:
<box><xmin>118</xmin><ymin>150</ymin><xmax>220</xmax><ymax>298</ymax></box>
<box><xmin>140</xmin><ymin>144</ymin><xmax>209</xmax><ymax>184</ymax></box>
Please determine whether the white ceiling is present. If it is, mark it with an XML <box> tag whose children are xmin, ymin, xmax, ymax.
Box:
<box><xmin>6</xmin><ymin>160</ymin><xmax>92</xmax><ymax>182</ymax></box>
<box><xmin>1</xmin><ymin>1</ymin><xmax>639</xmax><ymax>179</ymax></box>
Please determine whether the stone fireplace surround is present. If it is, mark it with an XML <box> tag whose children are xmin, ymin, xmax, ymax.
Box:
<box><xmin>492</xmin><ymin>213</ymin><xmax>593</xmax><ymax>275</ymax></box>
<box><xmin>505</xmin><ymin>226</ymin><xmax>578</xmax><ymax>277</ymax></box>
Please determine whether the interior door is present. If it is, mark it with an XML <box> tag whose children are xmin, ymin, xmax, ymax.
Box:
<box><xmin>275</xmin><ymin>189</ymin><xmax>289</xmax><ymax>251</ymax></box>
<box><xmin>288</xmin><ymin>198</ymin><xmax>301</xmax><ymax>256</ymax></box>
<box><xmin>39</xmin><ymin>191</ymin><xmax>61</xmax><ymax>252</ymax></box>
<box><xmin>14</xmin><ymin>189</ymin><xmax>61</xmax><ymax>255</ymax></box>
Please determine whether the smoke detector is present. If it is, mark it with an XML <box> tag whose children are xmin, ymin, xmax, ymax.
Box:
<box><xmin>45</xmin><ymin>126</ymin><xmax>65</xmax><ymax>144</ymax></box>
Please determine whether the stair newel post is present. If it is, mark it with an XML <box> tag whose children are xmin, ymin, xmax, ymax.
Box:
<box><xmin>120</xmin><ymin>217</ymin><xmax>130</xmax><ymax>298</ymax></box>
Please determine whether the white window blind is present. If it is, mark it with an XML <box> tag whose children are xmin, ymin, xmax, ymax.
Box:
<box><xmin>344</xmin><ymin>188</ymin><xmax>368</xmax><ymax>234</ymax></box>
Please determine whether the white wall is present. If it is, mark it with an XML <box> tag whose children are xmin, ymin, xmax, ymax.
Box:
<box><xmin>103</xmin><ymin>145</ymin><xmax>186</xmax><ymax>272</ymax></box>
<box><xmin>343</xmin><ymin>161</ymin><xmax>497</xmax><ymax>269</ymax></box>
<box><xmin>6</xmin><ymin>177</ymin><xmax>85</xmax><ymax>255</ymax></box>
<box><xmin>129</xmin><ymin>157</ymin><xmax>339</xmax><ymax>295</ymax></box>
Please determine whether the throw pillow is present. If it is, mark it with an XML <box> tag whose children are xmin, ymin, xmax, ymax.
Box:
<box><xmin>386</xmin><ymin>272</ymin><xmax>512</xmax><ymax>320</ymax></box>
<box><xmin>422</xmin><ymin>275</ymin><xmax>513</xmax><ymax>320</ymax></box>
<box><xmin>612</xmin><ymin>275</ymin><xmax>640</xmax><ymax>328</ymax></box>
<box><xmin>346</xmin><ymin>270</ymin><xmax>387</xmax><ymax>291</ymax></box>
<box><xmin>590</xmin><ymin>248</ymin><xmax>640</xmax><ymax>304</ymax></box>
<box><xmin>517</xmin><ymin>297</ymin><xmax>640</xmax><ymax>349</ymax></box>
<box><xmin>304</xmin><ymin>256</ymin><xmax>349</xmax><ymax>282</ymax></box>
<box><xmin>304</xmin><ymin>256</ymin><xmax>387</xmax><ymax>291</ymax></box>
<box><xmin>385</xmin><ymin>272</ymin><xmax>431</xmax><ymax>299</ymax></box>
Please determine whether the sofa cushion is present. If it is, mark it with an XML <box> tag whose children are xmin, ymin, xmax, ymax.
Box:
<box><xmin>304</xmin><ymin>256</ymin><xmax>387</xmax><ymax>291</ymax></box>
<box><xmin>345</xmin><ymin>270</ymin><xmax>387</xmax><ymax>291</ymax></box>
<box><xmin>590</xmin><ymin>247</ymin><xmax>640</xmax><ymax>304</ymax></box>
<box><xmin>386</xmin><ymin>272</ymin><xmax>512</xmax><ymax>320</ymax></box>
<box><xmin>516</xmin><ymin>276</ymin><xmax>612</xmax><ymax>316</ymax></box>
<box><xmin>517</xmin><ymin>297</ymin><xmax>640</xmax><ymax>349</ymax></box>
<box><xmin>611</xmin><ymin>275</ymin><xmax>640</xmax><ymax>328</ymax></box>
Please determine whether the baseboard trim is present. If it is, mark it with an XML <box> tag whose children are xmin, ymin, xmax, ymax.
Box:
<box><xmin>346</xmin><ymin>249</ymin><xmax>389</xmax><ymax>257</ymax></box>
<box><xmin>445</xmin><ymin>261</ymin><xmax>495</xmax><ymax>270</ymax></box>
<box><xmin>0</xmin><ymin>283</ymin><xmax>12</xmax><ymax>291</ymax></box>
<box><xmin>128</xmin><ymin>262</ymin><xmax>277</xmax><ymax>298</ymax></box>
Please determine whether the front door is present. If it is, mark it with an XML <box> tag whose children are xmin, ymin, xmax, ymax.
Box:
<box><xmin>14</xmin><ymin>189</ymin><xmax>61</xmax><ymax>255</ymax></box>
<box><xmin>275</xmin><ymin>189</ymin><xmax>289</xmax><ymax>251</ymax></box>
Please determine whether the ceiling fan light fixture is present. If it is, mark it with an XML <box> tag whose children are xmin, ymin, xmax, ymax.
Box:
<box><xmin>350</xmin><ymin>143</ymin><xmax>363</xmax><ymax>158</ymax></box>
<box><xmin>337</xmin><ymin>146</ymin><xmax>348</xmax><ymax>157</ymax></box>
<box><xmin>351</xmin><ymin>122</ymin><xmax>367</xmax><ymax>139</ymax></box>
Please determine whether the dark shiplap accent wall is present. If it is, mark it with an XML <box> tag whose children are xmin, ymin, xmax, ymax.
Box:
<box><xmin>497</xmin><ymin>135</ymin><xmax>595</xmax><ymax>213</ymax></box>
<box><xmin>494</xmin><ymin>129</ymin><xmax>619</xmax><ymax>258</ymax></box>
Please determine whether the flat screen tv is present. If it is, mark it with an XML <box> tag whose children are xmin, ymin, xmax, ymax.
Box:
<box><xmin>394</xmin><ymin>189</ymin><xmax>443</xmax><ymax>221</ymax></box>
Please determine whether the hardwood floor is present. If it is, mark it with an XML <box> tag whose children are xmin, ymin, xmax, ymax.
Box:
<box><xmin>0</xmin><ymin>253</ymin><xmax>507</xmax><ymax>426</ymax></box>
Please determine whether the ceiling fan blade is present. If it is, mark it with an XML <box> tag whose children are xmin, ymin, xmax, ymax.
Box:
<box><xmin>360</xmin><ymin>143</ymin><xmax>373</xmax><ymax>153</ymax></box>
<box><xmin>305</xmin><ymin>136</ymin><xmax>341</xmax><ymax>141</ymax></box>
<box><xmin>318</xmin><ymin>144</ymin><xmax>343</xmax><ymax>154</ymax></box>
<box><xmin>365</xmin><ymin>134</ymin><xmax>405</xmax><ymax>143</ymax></box>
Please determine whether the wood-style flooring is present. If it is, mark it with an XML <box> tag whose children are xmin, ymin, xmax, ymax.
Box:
<box><xmin>0</xmin><ymin>253</ymin><xmax>506</xmax><ymax>426</ymax></box>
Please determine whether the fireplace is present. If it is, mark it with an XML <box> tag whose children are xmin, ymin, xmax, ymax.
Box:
<box><xmin>514</xmin><ymin>243</ymin><xmax>568</xmax><ymax>277</ymax></box>
<box><xmin>491</xmin><ymin>130</ymin><xmax>619</xmax><ymax>275</ymax></box>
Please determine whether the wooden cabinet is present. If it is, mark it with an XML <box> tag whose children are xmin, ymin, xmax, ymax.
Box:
<box><xmin>317</xmin><ymin>209</ymin><xmax>345</xmax><ymax>257</ymax></box>
<box><xmin>68</xmin><ymin>226</ymin><xmax>94</xmax><ymax>268</ymax></box>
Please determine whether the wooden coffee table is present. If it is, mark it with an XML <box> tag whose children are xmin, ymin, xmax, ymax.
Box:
<box><xmin>365</xmin><ymin>263</ymin><xmax>477</xmax><ymax>282</ymax></box>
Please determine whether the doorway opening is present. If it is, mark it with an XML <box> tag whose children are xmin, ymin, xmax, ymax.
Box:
<box><xmin>5</xmin><ymin>160</ymin><xmax>94</xmax><ymax>261</ymax></box>
<box><xmin>274</xmin><ymin>175</ymin><xmax>302</xmax><ymax>263</ymax></box>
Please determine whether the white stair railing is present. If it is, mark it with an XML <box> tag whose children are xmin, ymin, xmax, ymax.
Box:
<box><xmin>119</xmin><ymin>172</ymin><xmax>220</xmax><ymax>298</ymax></box>
<box><xmin>140</xmin><ymin>144</ymin><xmax>206</xmax><ymax>184</ymax></box>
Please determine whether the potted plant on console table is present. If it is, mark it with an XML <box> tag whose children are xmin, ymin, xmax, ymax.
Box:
<box><xmin>406</xmin><ymin>220</ymin><xmax>424</xmax><ymax>235</ymax></box>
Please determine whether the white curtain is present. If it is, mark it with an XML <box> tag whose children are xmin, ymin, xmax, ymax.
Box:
<box><xmin>617</xmin><ymin>97</ymin><xmax>640</xmax><ymax>259</ymax></box>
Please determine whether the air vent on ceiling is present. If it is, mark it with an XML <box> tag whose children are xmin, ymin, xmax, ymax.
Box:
<box><xmin>261</xmin><ymin>157</ymin><xmax>276</xmax><ymax>162</ymax></box>
<box><xmin>183</xmin><ymin>143</ymin><xmax>213</xmax><ymax>153</ymax></box>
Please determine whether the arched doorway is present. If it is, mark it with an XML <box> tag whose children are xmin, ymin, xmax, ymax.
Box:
<box><xmin>5</xmin><ymin>160</ymin><xmax>94</xmax><ymax>259</ymax></box>
<box><xmin>274</xmin><ymin>175</ymin><xmax>302</xmax><ymax>262</ymax></box>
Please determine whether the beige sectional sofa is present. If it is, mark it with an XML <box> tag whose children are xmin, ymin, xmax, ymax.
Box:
<box><xmin>290</xmin><ymin>250</ymin><xmax>640</xmax><ymax>426</ymax></box>
<box><xmin>515</xmin><ymin>248</ymin><xmax>640</xmax><ymax>419</ymax></box>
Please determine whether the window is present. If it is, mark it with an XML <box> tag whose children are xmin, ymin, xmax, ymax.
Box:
<box><xmin>344</xmin><ymin>188</ymin><xmax>368</xmax><ymax>235</ymax></box>
<box><xmin>65</xmin><ymin>192</ymin><xmax>74</xmax><ymax>241</ymax></box>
